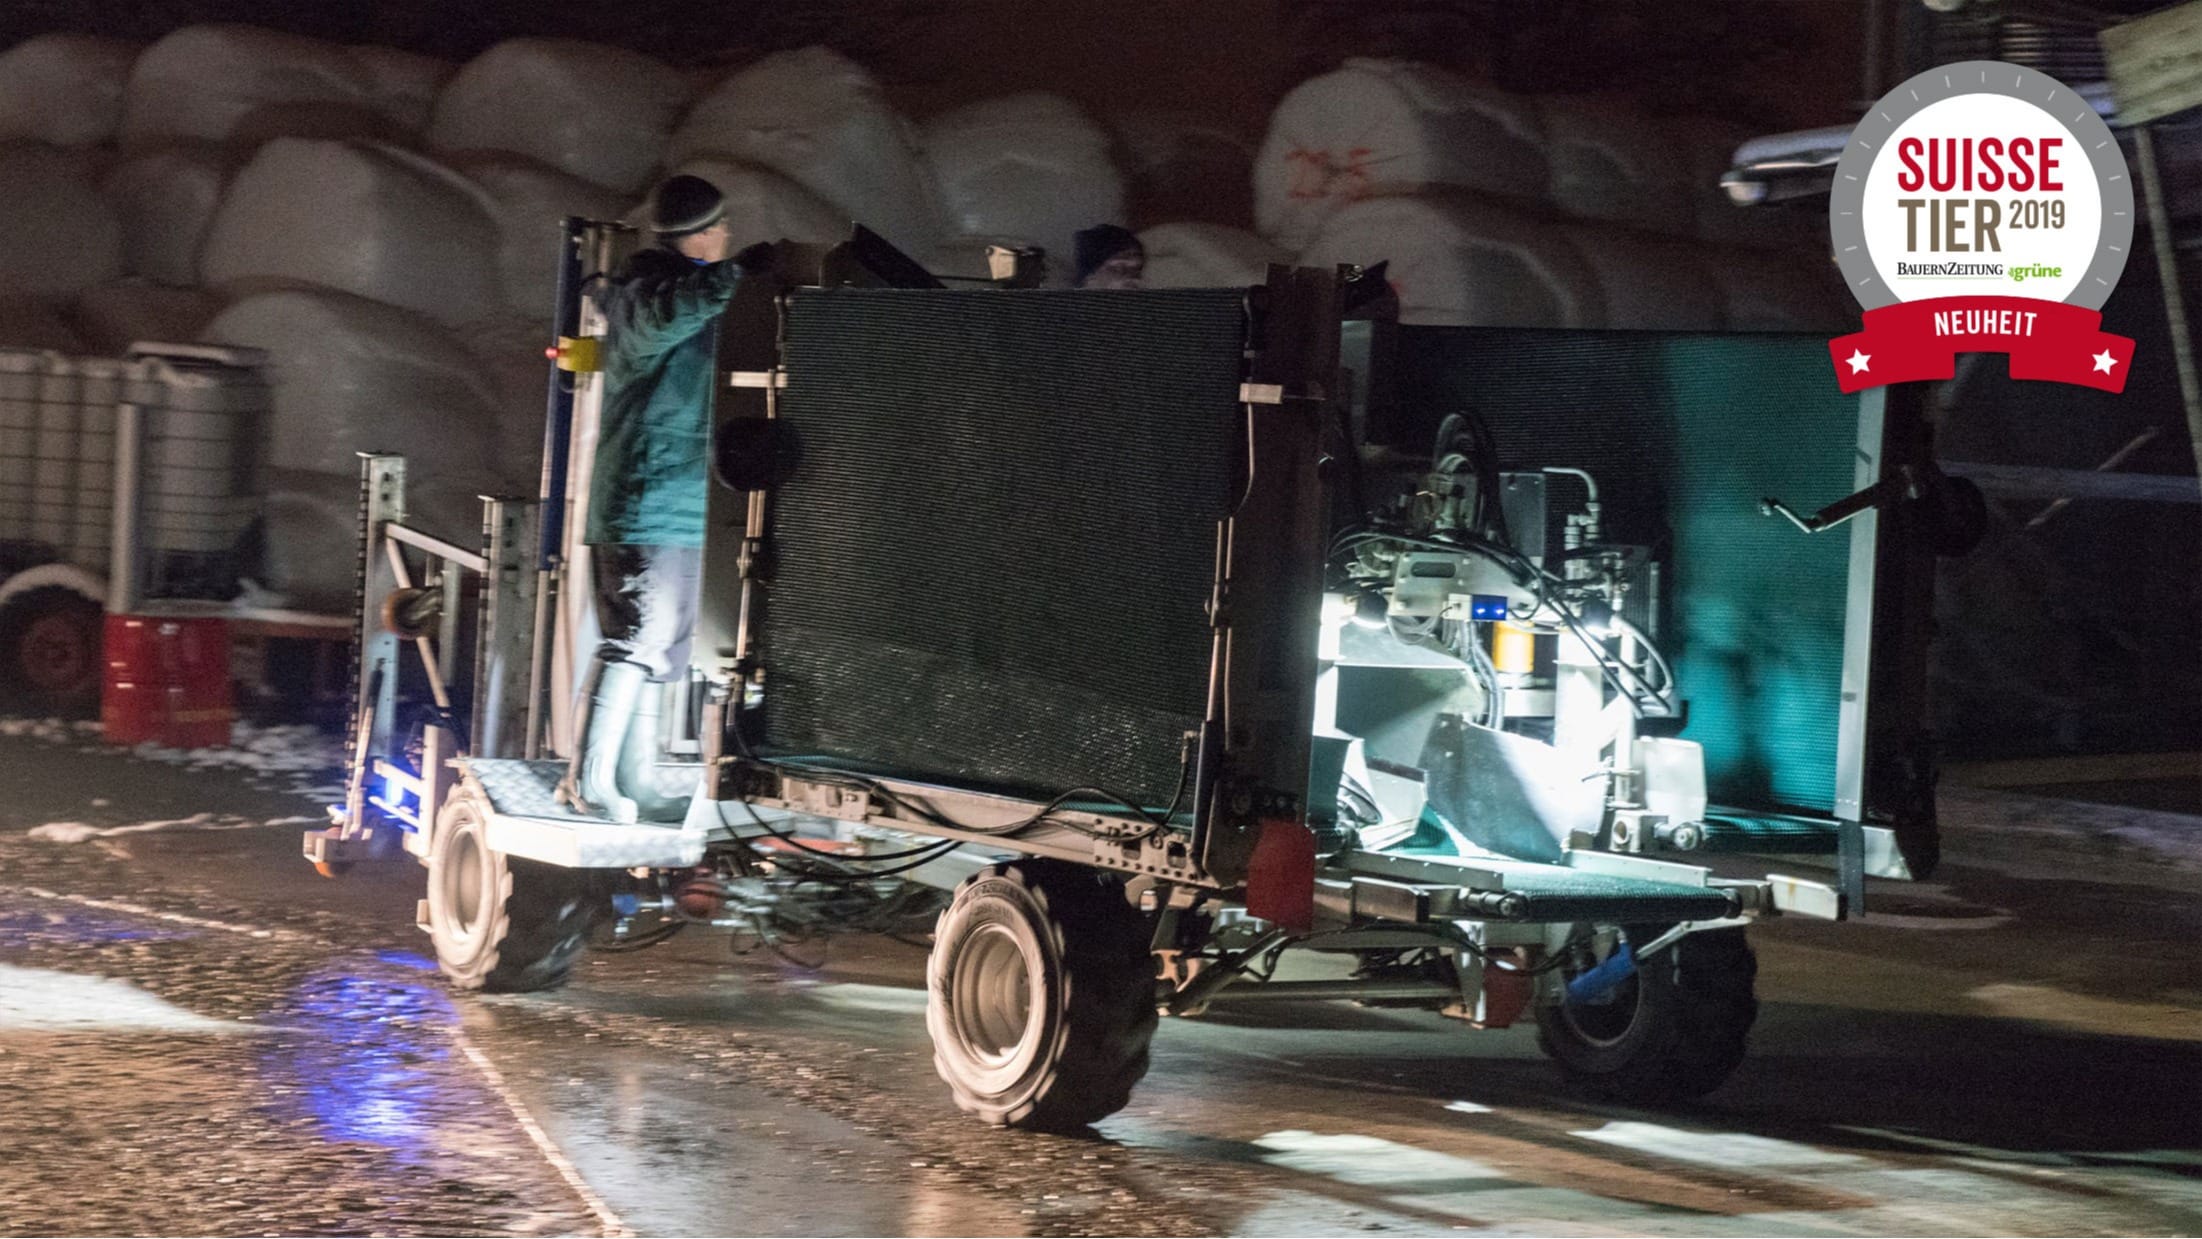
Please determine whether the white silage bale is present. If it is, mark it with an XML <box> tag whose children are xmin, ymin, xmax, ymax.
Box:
<box><xmin>200</xmin><ymin>138</ymin><xmax>502</xmax><ymax>326</ymax></box>
<box><xmin>70</xmin><ymin>284</ymin><xmax>222</xmax><ymax>354</ymax></box>
<box><xmin>0</xmin><ymin>145</ymin><xmax>123</xmax><ymax>297</ymax></box>
<box><xmin>1560</xmin><ymin>225</ymin><xmax>1724</xmax><ymax>331</ymax></box>
<box><xmin>200</xmin><ymin>290</ymin><xmax>500</xmax><ymax>482</ymax></box>
<box><xmin>428</xmin><ymin>39</ymin><xmax>690</xmax><ymax>194</ymax></box>
<box><xmin>1538</xmin><ymin>96</ymin><xmax>1696</xmax><ymax>235</ymax></box>
<box><xmin>0</xmin><ymin>300</ymin><xmax>85</xmax><ymax>352</ymax></box>
<box><xmin>1298</xmin><ymin>195</ymin><xmax>1601</xmax><ymax>329</ymax></box>
<box><xmin>0</xmin><ymin>34</ymin><xmax>141</xmax><ymax>147</ymax></box>
<box><xmin>920</xmin><ymin>93</ymin><xmax>1123</xmax><ymax>282</ymax></box>
<box><xmin>656</xmin><ymin>156</ymin><xmax>849</xmax><ymax>250</ymax></box>
<box><xmin>1138</xmin><ymin>223</ymin><xmax>1289</xmax><ymax>289</ymax></box>
<box><xmin>672</xmin><ymin>48</ymin><xmax>945</xmax><ymax>259</ymax></box>
<box><xmin>1254</xmin><ymin>60</ymin><xmax>1548</xmax><ymax>252</ymax></box>
<box><xmin>119</xmin><ymin>25</ymin><xmax>394</xmax><ymax>147</ymax></box>
<box><xmin>351</xmin><ymin>46</ymin><xmax>453</xmax><ymax>133</ymax></box>
<box><xmin>103</xmin><ymin>143</ymin><xmax>239</xmax><ymax>287</ymax></box>
<box><xmin>454</xmin><ymin>315</ymin><xmax>557</xmax><ymax>490</ymax></box>
<box><xmin>257</xmin><ymin>480</ymin><xmax>357</xmax><ymax>610</ymax></box>
<box><xmin>452</xmin><ymin>156</ymin><xmax>628</xmax><ymax>319</ymax></box>
<box><xmin>256</xmin><ymin>469</ymin><xmax>498</xmax><ymax>608</ymax></box>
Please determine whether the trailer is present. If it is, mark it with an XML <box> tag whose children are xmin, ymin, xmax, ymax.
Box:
<box><xmin>314</xmin><ymin>219</ymin><xmax>1969</xmax><ymax>1129</ymax></box>
<box><xmin>0</xmin><ymin>343</ymin><xmax>329</xmax><ymax>726</ymax></box>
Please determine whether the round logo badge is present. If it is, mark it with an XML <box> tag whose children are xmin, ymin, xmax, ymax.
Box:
<box><xmin>1830</xmin><ymin>60</ymin><xmax>2133</xmax><ymax>311</ymax></box>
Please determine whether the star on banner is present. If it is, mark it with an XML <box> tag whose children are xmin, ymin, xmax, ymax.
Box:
<box><xmin>1845</xmin><ymin>349</ymin><xmax>1872</xmax><ymax>374</ymax></box>
<box><xmin>2092</xmin><ymin>349</ymin><xmax>2119</xmax><ymax>375</ymax></box>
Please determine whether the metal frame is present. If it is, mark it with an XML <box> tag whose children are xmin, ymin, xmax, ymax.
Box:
<box><xmin>1834</xmin><ymin>387</ymin><xmax>1886</xmax><ymax>825</ymax></box>
<box><xmin>699</xmin><ymin>262</ymin><xmax>1338</xmax><ymax>891</ymax></box>
<box><xmin>308</xmin><ymin>455</ymin><xmax>544</xmax><ymax>868</ymax></box>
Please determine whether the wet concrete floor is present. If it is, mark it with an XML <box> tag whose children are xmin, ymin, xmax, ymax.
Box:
<box><xmin>3</xmin><ymin>729</ymin><xmax>2200</xmax><ymax>1236</ymax></box>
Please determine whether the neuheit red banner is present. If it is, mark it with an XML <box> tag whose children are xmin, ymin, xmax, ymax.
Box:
<box><xmin>1828</xmin><ymin>295</ymin><xmax>2134</xmax><ymax>394</ymax></box>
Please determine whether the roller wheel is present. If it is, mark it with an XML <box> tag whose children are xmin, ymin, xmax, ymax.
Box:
<box><xmin>926</xmin><ymin>860</ymin><xmax>1157</xmax><ymax>1130</ymax></box>
<box><xmin>425</xmin><ymin>790</ymin><xmax>604</xmax><ymax>992</ymax></box>
<box><xmin>1535</xmin><ymin>923</ymin><xmax>1757</xmax><ymax>1103</ymax></box>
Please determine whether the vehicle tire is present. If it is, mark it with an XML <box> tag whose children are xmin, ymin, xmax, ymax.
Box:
<box><xmin>0</xmin><ymin>586</ymin><xmax>103</xmax><ymax>716</ymax></box>
<box><xmin>926</xmin><ymin>859</ymin><xmax>1158</xmax><ymax>1130</ymax></box>
<box><xmin>1535</xmin><ymin>924</ymin><xmax>1757</xmax><ymax>1103</ymax></box>
<box><xmin>425</xmin><ymin>791</ymin><xmax>603</xmax><ymax>993</ymax></box>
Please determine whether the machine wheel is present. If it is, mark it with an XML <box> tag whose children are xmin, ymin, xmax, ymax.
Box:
<box><xmin>926</xmin><ymin>859</ymin><xmax>1158</xmax><ymax>1130</ymax></box>
<box><xmin>1534</xmin><ymin>924</ymin><xmax>1757</xmax><ymax>1103</ymax></box>
<box><xmin>0</xmin><ymin>586</ymin><xmax>103</xmax><ymax>715</ymax></box>
<box><xmin>425</xmin><ymin>792</ymin><xmax>602</xmax><ymax>992</ymax></box>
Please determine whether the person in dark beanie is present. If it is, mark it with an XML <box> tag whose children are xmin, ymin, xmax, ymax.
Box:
<box><xmin>1073</xmin><ymin>223</ymin><xmax>1145</xmax><ymax>289</ymax></box>
<box><xmin>558</xmin><ymin>173</ymin><xmax>748</xmax><ymax>824</ymax></box>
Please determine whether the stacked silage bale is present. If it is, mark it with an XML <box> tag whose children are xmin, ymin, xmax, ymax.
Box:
<box><xmin>0</xmin><ymin>27</ymin><xmax>683</xmax><ymax>607</ymax></box>
<box><xmin>0</xmin><ymin>23</ymin><xmax>1839</xmax><ymax>608</ymax></box>
<box><xmin>1233</xmin><ymin>59</ymin><xmax>1837</xmax><ymax>330</ymax></box>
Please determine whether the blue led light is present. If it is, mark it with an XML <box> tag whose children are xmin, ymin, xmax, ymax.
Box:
<box><xmin>1469</xmin><ymin>594</ymin><xmax>1509</xmax><ymax>621</ymax></box>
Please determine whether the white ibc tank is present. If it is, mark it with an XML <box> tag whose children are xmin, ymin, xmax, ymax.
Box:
<box><xmin>1298</xmin><ymin>195</ymin><xmax>1601</xmax><ymax>329</ymax></box>
<box><xmin>1559</xmin><ymin>224</ymin><xmax>1725</xmax><ymax>331</ymax></box>
<box><xmin>1538</xmin><ymin>96</ymin><xmax>1695</xmax><ymax>235</ymax></box>
<box><xmin>119</xmin><ymin>25</ymin><xmax>393</xmax><ymax>147</ymax></box>
<box><xmin>452</xmin><ymin>156</ymin><xmax>628</xmax><ymax>319</ymax></box>
<box><xmin>200</xmin><ymin>290</ymin><xmax>501</xmax><ymax>481</ymax></box>
<box><xmin>1138</xmin><ymin>223</ymin><xmax>1289</xmax><ymax>289</ymax></box>
<box><xmin>0</xmin><ymin>34</ymin><xmax>140</xmax><ymax>147</ymax></box>
<box><xmin>920</xmin><ymin>93</ymin><xmax>1123</xmax><ymax>281</ymax></box>
<box><xmin>0</xmin><ymin>145</ymin><xmax>124</xmax><ymax>297</ymax></box>
<box><xmin>1254</xmin><ymin>60</ymin><xmax>1548</xmax><ymax>252</ymax></box>
<box><xmin>70</xmin><ymin>284</ymin><xmax>222</xmax><ymax>354</ymax></box>
<box><xmin>672</xmin><ymin>47</ymin><xmax>944</xmax><ymax>259</ymax></box>
<box><xmin>659</xmin><ymin>157</ymin><xmax>850</xmax><ymax>250</ymax></box>
<box><xmin>427</xmin><ymin>39</ymin><xmax>690</xmax><ymax>194</ymax></box>
<box><xmin>103</xmin><ymin>143</ymin><xmax>239</xmax><ymax>287</ymax></box>
<box><xmin>200</xmin><ymin>138</ymin><xmax>502</xmax><ymax>326</ymax></box>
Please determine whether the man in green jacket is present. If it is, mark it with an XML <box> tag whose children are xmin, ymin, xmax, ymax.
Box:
<box><xmin>558</xmin><ymin>175</ymin><xmax>745</xmax><ymax>823</ymax></box>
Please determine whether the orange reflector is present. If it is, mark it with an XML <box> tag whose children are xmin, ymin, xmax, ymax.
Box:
<box><xmin>1245</xmin><ymin>818</ymin><xmax>1316</xmax><ymax>932</ymax></box>
<box><xmin>1491</xmin><ymin>622</ymin><xmax>1536</xmax><ymax>674</ymax></box>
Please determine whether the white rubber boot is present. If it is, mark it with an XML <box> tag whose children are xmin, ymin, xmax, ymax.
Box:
<box><xmin>617</xmin><ymin>681</ymin><xmax>693</xmax><ymax>823</ymax></box>
<box><xmin>556</xmin><ymin>659</ymin><xmax>644</xmax><ymax>823</ymax></box>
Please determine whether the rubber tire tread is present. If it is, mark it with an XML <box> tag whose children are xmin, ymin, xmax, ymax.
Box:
<box><xmin>928</xmin><ymin>859</ymin><xmax>1157</xmax><ymax>1130</ymax></box>
<box><xmin>478</xmin><ymin>858</ymin><xmax>601</xmax><ymax>993</ymax></box>
<box><xmin>0</xmin><ymin>585</ymin><xmax>102</xmax><ymax>714</ymax></box>
<box><xmin>1535</xmin><ymin>925</ymin><xmax>1758</xmax><ymax>1104</ymax></box>
<box><xmin>429</xmin><ymin>803</ymin><xmax>602</xmax><ymax>994</ymax></box>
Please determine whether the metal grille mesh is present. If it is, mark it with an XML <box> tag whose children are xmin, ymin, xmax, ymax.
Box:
<box><xmin>1391</xmin><ymin>328</ymin><xmax>1860</xmax><ymax>815</ymax></box>
<box><xmin>754</xmin><ymin>288</ymin><xmax>1249</xmax><ymax>806</ymax></box>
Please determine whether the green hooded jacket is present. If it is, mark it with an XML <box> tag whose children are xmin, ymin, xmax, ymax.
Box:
<box><xmin>583</xmin><ymin>247</ymin><xmax>744</xmax><ymax>547</ymax></box>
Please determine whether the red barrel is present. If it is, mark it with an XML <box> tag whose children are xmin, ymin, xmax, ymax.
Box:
<box><xmin>102</xmin><ymin>615</ymin><xmax>234</xmax><ymax>749</ymax></box>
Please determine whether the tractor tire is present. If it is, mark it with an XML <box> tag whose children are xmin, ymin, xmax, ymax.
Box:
<box><xmin>1535</xmin><ymin>924</ymin><xmax>1757</xmax><ymax>1104</ymax></box>
<box><xmin>926</xmin><ymin>859</ymin><xmax>1158</xmax><ymax>1131</ymax></box>
<box><xmin>425</xmin><ymin>791</ymin><xmax>603</xmax><ymax>993</ymax></box>
<box><xmin>0</xmin><ymin>586</ymin><xmax>103</xmax><ymax>716</ymax></box>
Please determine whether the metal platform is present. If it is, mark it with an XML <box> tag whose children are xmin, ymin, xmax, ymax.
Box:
<box><xmin>465</xmin><ymin>757</ymin><xmax>709</xmax><ymax>869</ymax></box>
<box><xmin>1336</xmin><ymin>847</ymin><xmax>1752</xmax><ymax>924</ymax></box>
